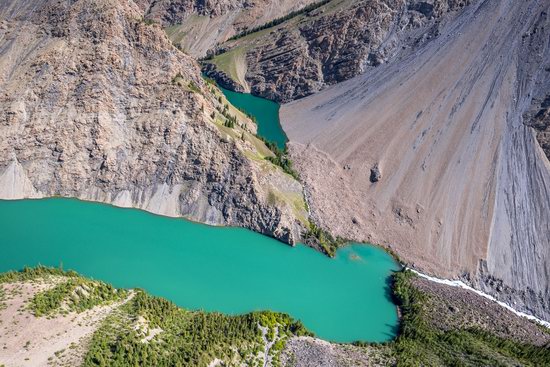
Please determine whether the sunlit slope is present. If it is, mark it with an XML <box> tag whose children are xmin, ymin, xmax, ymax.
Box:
<box><xmin>158</xmin><ymin>0</ymin><xmax>318</xmax><ymax>57</ymax></box>
<box><xmin>281</xmin><ymin>0</ymin><xmax>550</xmax><ymax>320</ymax></box>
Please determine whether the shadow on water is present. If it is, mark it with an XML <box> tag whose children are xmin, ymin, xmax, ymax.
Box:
<box><xmin>384</xmin><ymin>271</ymin><xmax>398</xmax><ymax>304</ymax></box>
<box><xmin>384</xmin><ymin>322</ymin><xmax>400</xmax><ymax>338</ymax></box>
<box><xmin>383</xmin><ymin>270</ymin><xmax>402</xmax><ymax>340</ymax></box>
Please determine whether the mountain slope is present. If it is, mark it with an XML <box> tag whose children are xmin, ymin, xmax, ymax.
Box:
<box><xmin>0</xmin><ymin>0</ymin><xmax>307</xmax><ymax>243</ymax></box>
<box><xmin>204</xmin><ymin>0</ymin><xmax>472</xmax><ymax>102</ymax></box>
<box><xmin>281</xmin><ymin>0</ymin><xmax>550</xmax><ymax>320</ymax></box>
<box><xmin>143</xmin><ymin>0</ymin><xmax>318</xmax><ymax>57</ymax></box>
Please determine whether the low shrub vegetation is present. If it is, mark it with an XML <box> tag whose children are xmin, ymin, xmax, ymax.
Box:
<box><xmin>83</xmin><ymin>291</ymin><xmax>311</xmax><ymax>366</ymax></box>
<box><xmin>140</xmin><ymin>18</ymin><xmax>157</xmax><ymax>26</ymax></box>
<box><xmin>188</xmin><ymin>81</ymin><xmax>201</xmax><ymax>93</ymax></box>
<box><xmin>389</xmin><ymin>270</ymin><xmax>550</xmax><ymax>366</ymax></box>
<box><xmin>0</xmin><ymin>265</ymin><xmax>75</xmax><ymax>283</ymax></box>
<box><xmin>259</xmin><ymin>138</ymin><xmax>299</xmax><ymax>179</ymax></box>
<box><xmin>0</xmin><ymin>287</ymin><xmax>5</xmax><ymax>310</ymax></box>
<box><xmin>303</xmin><ymin>222</ymin><xmax>345</xmax><ymax>257</ymax></box>
<box><xmin>29</xmin><ymin>277</ymin><xmax>127</xmax><ymax>316</ymax></box>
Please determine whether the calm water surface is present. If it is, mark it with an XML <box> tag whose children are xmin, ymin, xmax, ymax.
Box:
<box><xmin>220</xmin><ymin>87</ymin><xmax>288</xmax><ymax>150</ymax></box>
<box><xmin>0</xmin><ymin>198</ymin><xmax>400</xmax><ymax>342</ymax></box>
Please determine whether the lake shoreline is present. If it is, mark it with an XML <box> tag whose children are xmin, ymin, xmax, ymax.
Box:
<box><xmin>0</xmin><ymin>197</ymin><xmax>400</xmax><ymax>343</ymax></box>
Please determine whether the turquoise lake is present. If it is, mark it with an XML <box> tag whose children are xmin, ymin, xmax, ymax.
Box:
<box><xmin>220</xmin><ymin>87</ymin><xmax>288</xmax><ymax>150</ymax></box>
<box><xmin>0</xmin><ymin>198</ymin><xmax>400</xmax><ymax>343</ymax></box>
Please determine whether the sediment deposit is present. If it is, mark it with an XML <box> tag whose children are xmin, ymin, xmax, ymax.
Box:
<box><xmin>281</xmin><ymin>0</ymin><xmax>550</xmax><ymax>320</ymax></box>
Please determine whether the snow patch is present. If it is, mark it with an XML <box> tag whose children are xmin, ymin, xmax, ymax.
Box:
<box><xmin>408</xmin><ymin>268</ymin><xmax>550</xmax><ymax>329</ymax></box>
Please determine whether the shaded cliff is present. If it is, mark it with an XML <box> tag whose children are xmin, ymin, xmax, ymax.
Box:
<box><xmin>280</xmin><ymin>0</ymin><xmax>550</xmax><ymax>320</ymax></box>
<box><xmin>0</xmin><ymin>0</ymin><xmax>308</xmax><ymax>244</ymax></box>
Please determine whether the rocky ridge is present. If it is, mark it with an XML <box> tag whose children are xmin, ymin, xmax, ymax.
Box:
<box><xmin>0</xmin><ymin>0</ymin><xmax>307</xmax><ymax>244</ymax></box>
<box><xmin>523</xmin><ymin>41</ymin><xmax>550</xmax><ymax>161</ymax></box>
<box><xmin>143</xmin><ymin>0</ymin><xmax>318</xmax><ymax>57</ymax></box>
<box><xmin>205</xmin><ymin>0</ymin><xmax>472</xmax><ymax>102</ymax></box>
<box><xmin>526</xmin><ymin>94</ymin><xmax>550</xmax><ymax>159</ymax></box>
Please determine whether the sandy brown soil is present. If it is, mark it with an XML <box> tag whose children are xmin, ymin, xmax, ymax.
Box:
<box><xmin>0</xmin><ymin>280</ymin><xmax>132</xmax><ymax>367</ymax></box>
<box><xmin>281</xmin><ymin>0</ymin><xmax>550</xmax><ymax>320</ymax></box>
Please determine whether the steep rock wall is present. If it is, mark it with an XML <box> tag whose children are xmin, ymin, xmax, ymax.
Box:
<box><xmin>0</xmin><ymin>0</ymin><xmax>307</xmax><ymax>244</ymax></box>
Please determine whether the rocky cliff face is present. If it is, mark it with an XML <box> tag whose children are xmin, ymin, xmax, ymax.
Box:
<box><xmin>0</xmin><ymin>0</ymin><xmax>307</xmax><ymax>244</ymax></box>
<box><xmin>145</xmin><ymin>0</ymin><xmax>244</xmax><ymax>21</ymax></box>
<box><xmin>206</xmin><ymin>0</ymin><xmax>472</xmax><ymax>102</ymax></box>
<box><xmin>524</xmin><ymin>64</ymin><xmax>550</xmax><ymax>161</ymax></box>
<box><xmin>526</xmin><ymin>94</ymin><xmax>550</xmax><ymax>159</ymax></box>
<box><xmin>280</xmin><ymin>0</ymin><xmax>550</xmax><ymax>320</ymax></box>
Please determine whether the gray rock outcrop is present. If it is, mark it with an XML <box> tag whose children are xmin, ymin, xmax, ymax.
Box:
<box><xmin>370</xmin><ymin>165</ymin><xmax>381</xmax><ymax>183</ymax></box>
<box><xmin>202</xmin><ymin>63</ymin><xmax>245</xmax><ymax>92</ymax></box>
<box><xmin>0</xmin><ymin>0</ymin><xmax>307</xmax><ymax>244</ymax></box>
